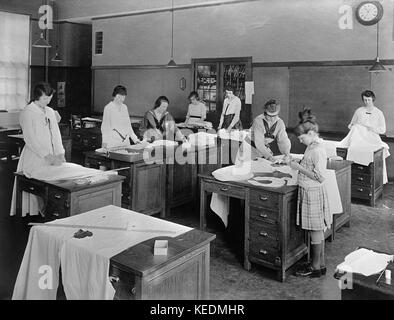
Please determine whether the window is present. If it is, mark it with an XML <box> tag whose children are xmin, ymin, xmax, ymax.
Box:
<box><xmin>0</xmin><ymin>11</ymin><xmax>30</xmax><ymax>111</ymax></box>
<box><xmin>95</xmin><ymin>31</ymin><xmax>103</xmax><ymax>55</ymax></box>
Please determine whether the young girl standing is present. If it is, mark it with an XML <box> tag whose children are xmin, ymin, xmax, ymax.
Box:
<box><xmin>285</xmin><ymin>108</ymin><xmax>331</xmax><ymax>278</ymax></box>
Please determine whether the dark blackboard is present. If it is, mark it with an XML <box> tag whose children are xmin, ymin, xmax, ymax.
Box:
<box><xmin>289</xmin><ymin>66</ymin><xmax>371</xmax><ymax>133</ymax></box>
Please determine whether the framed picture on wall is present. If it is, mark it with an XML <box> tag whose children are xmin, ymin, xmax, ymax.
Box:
<box><xmin>57</xmin><ymin>81</ymin><xmax>66</xmax><ymax>108</ymax></box>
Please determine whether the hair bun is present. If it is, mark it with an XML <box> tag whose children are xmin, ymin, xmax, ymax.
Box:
<box><xmin>298</xmin><ymin>107</ymin><xmax>316</xmax><ymax>124</ymax></box>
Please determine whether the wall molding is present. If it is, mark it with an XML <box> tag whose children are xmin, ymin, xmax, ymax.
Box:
<box><xmin>253</xmin><ymin>60</ymin><xmax>394</xmax><ymax>68</ymax></box>
<box><xmin>92</xmin><ymin>64</ymin><xmax>191</xmax><ymax>70</ymax></box>
<box><xmin>59</xmin><ymin>0</ymin><xmax>260</xmax><ymax>22</ymax></box>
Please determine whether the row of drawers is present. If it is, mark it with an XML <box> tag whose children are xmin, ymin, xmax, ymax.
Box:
<box><xmin>249</xmin><ymin>215</ymin><xmax>281</xmax><ymax>267</ymax></box>
<box><xmin>207</xmin><ymin>181</ymin><xmax>279</xmax><ymax>211</ymax></box>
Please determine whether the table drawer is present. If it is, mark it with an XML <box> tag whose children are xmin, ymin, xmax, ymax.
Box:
<box><xmin>109</xmin><ymin>264</ymin><xmax>137</xmax><ymax>300</ymax></box>
<box><xmin>249</xmin><ymin>221</ymin><xmax>279</xmax><ymax>244</ymax></box>
<box><xmin>352</xmin><ymin>185</ymin><xmax>372</xmax><ymax>199</ymax></box>
<box><xmin>250</xmin><ymin>190</ymin><xmax>279</xmax><ymax>210</ymax></box>
<box><xmin>250</xmin><ymin>207</ymin><xmax>278</xmax><ymax>225</ymax></box>
<box><xmin>352</xmin><ymin>163</ymin><xmax>371</xmax><ymax>175</ymax></box>
<box><xmin>19</xmin><ymin>178</ymin><xmax>46</xmax><ymax>196</ymax></box>
<box><xmin>249</xmin><ymin>242</ymin><xmax>281</xmax><ymax>266</ymax></box>
<box><xmin>351</xmin><ymin>173</ymin><xmax>372</xmax><ymax>187</ymax></box>
<box><xmin>207</xmin><ymin>181</ymin><xmax>244</xmax><ymax>198</ymax></box>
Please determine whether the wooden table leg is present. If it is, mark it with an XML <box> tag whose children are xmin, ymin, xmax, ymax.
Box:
<box><xmin>200</xmin><ymin>180</ymin><xmax>207</xmax><ymax>231</ymax></box>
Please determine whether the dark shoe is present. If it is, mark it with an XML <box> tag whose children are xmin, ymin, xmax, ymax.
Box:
<box><xmin>300</xmin><ymin>261</ymin><xmax>326</xmax><ymax>275</ymax></box>
<box><xmin>295</xmin><ymin>264</ymin><xmax>322</xmax><ymax>278</ymax></box>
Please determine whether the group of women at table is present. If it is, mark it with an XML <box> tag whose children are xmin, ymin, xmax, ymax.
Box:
<box><xmin>11</xmin><ymin>81</ymin><xmax>387</xmax><ymax>279</ymax></box>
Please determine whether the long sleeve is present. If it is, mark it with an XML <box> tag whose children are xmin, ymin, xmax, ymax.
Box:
<box><xmin>121</xmin><ymin>106</ymin><xmax>139</xmax><ymax>143</ymax></box>
<box><xmin>48</xmin><ymin>109</ymin><xmax>65</xmax><ymax>155</ymax></box>
<box><xmin>276</xmin><ymin>121</ymin><xmax>291</xmax><ymax>155</ymax></box>
<box><xmin>252</xmin><ymin>118</ymin><xmax>273</xmax><ymax>159</ymax></box>
<box><xmin>374</xmin><ymin>109</ymin><xmax>386</xmax><ymax>135</ymax></box>
<box><xmin>200</xmin><ymin>103</ymin><xmax>206</xmax><ymax>120</ymax></box>
<box><xmin>101</xmin><ymin>104</ymin><xmax>112</xmax><ymax>145</ymax></box>
<box><xmin>19</xmin><ymin>111</ymin><xmax>49</xmax><ymax>158</ymax></box>
<box><xmin>349</xmin><ymin>108</ymin><xmax>361</xmax><ymax>127</ymax></box>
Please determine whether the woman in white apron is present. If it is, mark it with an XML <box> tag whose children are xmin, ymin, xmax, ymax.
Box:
<box><xmin>101</xmin><ymin>85</ymin><xmax>141</xmax><ymax>148</ymax></box>
<box><xmin>10</xmin><ymin>82</ymin><xmax>65</xmax><ymax>217</ymax></box>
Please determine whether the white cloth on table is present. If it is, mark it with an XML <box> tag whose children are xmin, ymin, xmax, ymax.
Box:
<box><xmin>210</xmin><ymin>159</ymin><xmax>342</xmax><ymax>227</ymax></box>
<box><xmin>188</xmin><ymin>132</ymin><xmax>217</xmax><ymax>147</ymax></box>
<box><xmin>338</xmin><ymin>124</ymin><xmax>389</xmax><ymax>184</ymax></box>
<box><xmin>12</xmin><ymin>205</ymin><xmax>192</xmax><ymax>300</ymax></box>
<box><xmin>218</xmin><ymin>129</ymin><xmax>249</xmax><ymax>141</ymax></box>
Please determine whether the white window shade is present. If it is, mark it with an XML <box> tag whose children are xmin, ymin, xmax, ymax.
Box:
<box><xmin>0</xmin><ymin>11</ymin><xmax>30</xmax><ymax>111</ymax></box>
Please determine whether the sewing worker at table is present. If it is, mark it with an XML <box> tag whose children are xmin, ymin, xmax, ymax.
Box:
<box><xmin>341</xmin><ymin>89</ymin><xmax>390</xmax><ymax>184</ymax></box>
<box><xmin>185</xmin><ymin>91</ymin><xmax>207</xmax><ymax>125</ymax></box>
<box><xmin>101</xmin><ymin>85</ymin><xmax>141</xmax><ymax>148</ymax></box>
<box><xmin>142</xmin><ymin>96</ymin><xmax>187</xmax><ymax>142</ymax></box>
<box><xmin>284</xmin><ymin>108</ymin><xmax>331</xmax><ymax>278</ymax></box>
<box><xmin>236</xmin><ymin>98</ymin><xmax>291</xmax><ymax>164</ymax></box>
<box><xmin>217</xmin><ymin>85</ymin><xmax>242</xmax><ymax>131</ymax></box>
<box><xmin>10</xmin><ymin>82</ymin><xmax>65</xmax><ymax>217</ymax></box>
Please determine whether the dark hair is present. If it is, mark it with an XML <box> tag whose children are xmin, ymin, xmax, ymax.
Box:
<box><xmin>31</xmin><ymin>82</ymin><xmax>55</xmax><ymax>102</ymax></box>
<box><xmin>224</xmin><ymin>85</ymin><xmax>236</xmax><ymax>94</ymax></box>
<box><xmin>154</xmin><ymin>96</ymin><xmax>169</xmax><ymax>109</ymax></box>
<box><xmin>264</xmin><ymin>99</ymin><xmax>277</xmax><ymax>108</ymax></box>
<box><xmin>294</xmin><ymin>107</ymin><xmax>319</xmax><ymax>136</ymax></box>
<box><xmin>188</xmin><ymin>91</ymin><xmax>199</xmax><ymax>100</ymax></box>
<box><xmin>361</xmin><ymin>90</ymin><xmax>375</xmax><ymax>101</ymax></box>
<box><xmin>112</xmin><ymin>85</ymin><xmax>127</xmax><ymax>97</ymax></box>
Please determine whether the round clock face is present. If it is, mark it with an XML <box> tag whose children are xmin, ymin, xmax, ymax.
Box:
<box><xmin>356</xmin><ymin>1</ymin><xmax>384</xmax><ymax>25</ymax></box>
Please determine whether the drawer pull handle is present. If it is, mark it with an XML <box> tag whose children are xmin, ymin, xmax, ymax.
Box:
<box><xmin>259</xmin><ymin>249</ymin><xmax>267</xmax><ymax>255</ymax></box>
<box><xmin>220</xmin><ymin>187</ymin><xmax>229</xmax><ymax>191</ymax></box>
<box><xmin>259</xmin><ymin>196</ymin><xmax>268</xmax><ymax>201</ymax></box>
<box><xmin>64</xmin><ymin>200</ymin><xmax>69</xmax><ymax>209</ymax></box>
<box><xmin>52</xmin><ymin>212</ymin><xmax>60</xmax><ymax>217</ymax></box>
<box><xmin>131</xmin><ymin>287</ymin><xmax>136</xmax><ymax>295</ymax></box>
<box><xmin>54</xmin><ymin>194</ymin><xmax>62</xmax><ymax>199</ymax></box>
<box><xmin>259</xmin><ymin>214</ymin><xmax>268</xmax><ymax>219</ymax></box>
<box><xmin>357</xmin><ymin>188</ymin><xmax>364</xmax><ymax>192</ymax></box>
<box><xmin>357</xmin><ymin>166</ymin><xmax>364</xmax><ymax>170</ymax></box>
<box><xmin>357</xmin><ymin>177</ymin><xmax>364</xmax><ymax>181</ymax></box>
<box><xmin>29</xmin><ymin>187</ymin><xmax>35</xmax><ymax>191</ymax></box>
<box><xmin>259</xmin><ymin>232</ymin><xmax>268</xmax><ymax>237</ymax></box>
<box><xmin>109</xmin><ymin>276</ymin><xmax>119</xmax><ymax>283</ymax></box>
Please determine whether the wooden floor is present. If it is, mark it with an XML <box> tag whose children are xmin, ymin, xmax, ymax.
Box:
<box><xmin>1</xmin><ymin>158</ymin><xmax>393</xmax><ymax>300</ymax></box>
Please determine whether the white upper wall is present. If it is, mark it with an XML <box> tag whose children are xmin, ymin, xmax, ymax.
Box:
<box><xmin>56</xmin><ymin>0</ymin><xmax>394</xmax><ymax>65</ymax></box>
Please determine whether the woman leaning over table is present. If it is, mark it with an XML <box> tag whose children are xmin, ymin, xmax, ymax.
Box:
<box><xmin>10</xmin><ymin>82</ymin><xmax>65</xmax><ymax>217</ymax></box>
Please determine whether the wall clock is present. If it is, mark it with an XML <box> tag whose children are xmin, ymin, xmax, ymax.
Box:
<box><xmin>355</xmin><ymin>1</ymin><xmax>384</xmax><ymax>26</ymax></box>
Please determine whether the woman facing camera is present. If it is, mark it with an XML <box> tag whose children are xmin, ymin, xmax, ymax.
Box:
<box><xmin>185</xmin><ymin>91</ymin><xmax>206</xmax><ymax>125</ymax></box>
<box><xmin>217</xmin><ymin>85</ymin><xmax>242</xmax><ymax>131</ymax></box>
<box><xmin>101</xmin><ymin>85</ymin><xmax>141</xmax><ymax>148</ymax></box>
<box><xmin>142</xmin><ymin>96</ymin><xmax>187</xmax><ymax>142</ymax></box>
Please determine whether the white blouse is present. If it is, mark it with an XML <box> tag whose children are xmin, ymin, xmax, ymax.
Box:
<box><xmin>349</xmin><ymin>106</ymin><xmax>386</xmax><ymax>135</ymax></box>
<box><xmin>186</xmin><ymin>102</ymin><xmax>206</xmax><ymax>120</ymax></box>
<box><xmin>101</xmin><ymin>101</ymin><xmax>139</xmax><ymax>147</ymax></box>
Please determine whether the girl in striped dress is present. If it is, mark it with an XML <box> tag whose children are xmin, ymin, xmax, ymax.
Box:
<box><xmin>285</xmin><ymin>108</ymin><xmax>331</xmax><ymax>278</ymax></box>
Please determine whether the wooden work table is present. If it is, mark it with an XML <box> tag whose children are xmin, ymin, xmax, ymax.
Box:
<box><xmin>198</xmin><ymin>159</ymin><xmax>352</xmax><ymax>282</ymax></box>
<box><xmin>14</xmin><ymin>172</ymin><xmax>124</xmax><ymax>220</ymax></box>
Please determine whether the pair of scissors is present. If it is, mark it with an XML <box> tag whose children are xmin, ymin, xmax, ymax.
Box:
<box><xmin>113</xmin><ymin>128</ymin><xmax>127</xmax><ymax>142</ymax></box>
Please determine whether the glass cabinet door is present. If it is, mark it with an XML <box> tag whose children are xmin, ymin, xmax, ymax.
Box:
<box><xmin>195</xmin><ymin>62</ymin><xmax>219</xmax><ymax>126</ymax></box>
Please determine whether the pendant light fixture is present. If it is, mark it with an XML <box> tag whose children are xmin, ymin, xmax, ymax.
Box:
<box><xmin>369</xmin><ymin>22</ymin><xmax>386</xmax><ymax>72</ymax></box>
<box><xmin>167</xmin><ymin>0</ymin><xmax>176</xmax><ymax>67</ymax></box>
<box><xmin>32</xmin><ymin>32</ymin><xmax>51</xmax><ymax>48</ymax></box>
<box><xmin>51</xmin><ymin>1</ymin><xmax>62</xmax><ymax>62</ymax></box>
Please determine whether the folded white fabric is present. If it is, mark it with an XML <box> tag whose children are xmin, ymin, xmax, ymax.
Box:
<box><xmin>29</xmin><ymin>162</ymin><xmax>117</xmax><ymax>181</ymax></box>
<box><xmin>218</xmin><ymin>129</ymin><xmax>250</xmax><ymax>141</ymax></box>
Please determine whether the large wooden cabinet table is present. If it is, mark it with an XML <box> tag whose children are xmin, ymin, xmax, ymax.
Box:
<box><xmin>84</xmin><ymin>151</ymin><xmax>166</xmax><ymax>217</ymax></box>
<box><xmin>199</xmin><ymin>174</ymin><xmax>307</xmax><ymax>282</ymax></box>
<box><xmin>13</xmin><ymin>205</ymin><xmax>216</xmax><ymax>300</ymax></box>
<box><xmin>14</xmin><ymin>172</ymin><xmax>124</xmax><ymax>221</ymax></box>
